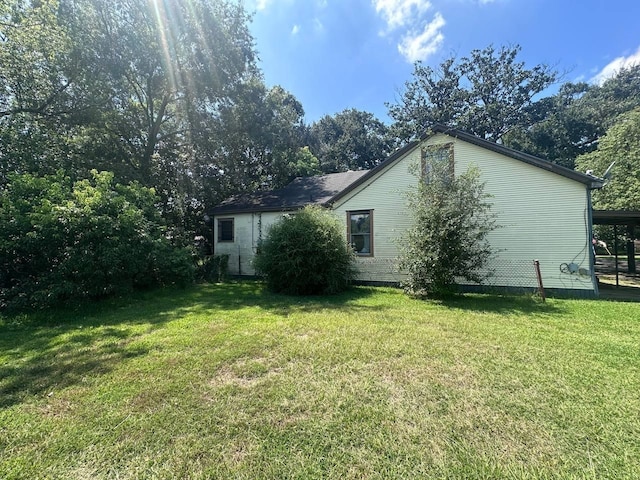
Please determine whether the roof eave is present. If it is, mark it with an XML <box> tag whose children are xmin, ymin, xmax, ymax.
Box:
<box><xmin>210</xmin><ymin>204</ymin><xmax>307</xmax><ymax>216</ymax></box>
<box><xmin>327</xmin><ymin>140</ymin><xmax>420</xmax><ymax>205</ymax></box>
<box><xmin>429</xmin><ymin>124</ymin><xmax>600</xmax><ymax>187</ymax></box>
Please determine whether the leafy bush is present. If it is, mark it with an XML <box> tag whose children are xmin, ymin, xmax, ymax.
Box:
<box><xmin>399</xmin><ymin>166</ymin><xmax>497</xmax><ymax>298</ymax></box>
<box><xmin>253</xmin><ymin>206</ymin><xmax>356</xmax><ymax>295</ymax></box>
<box><xmin>0</xmin><ymin>171</ymin><xmax>194</xmax><ymax>310</ymax></box>
<box><xmin>196</xmin><ymin>255</ymin><xmax>230</xmax><ymax>283</ymax></box>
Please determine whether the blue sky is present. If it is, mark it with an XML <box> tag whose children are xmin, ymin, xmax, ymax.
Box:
<box><xmin>245</xmin><ymin>0</ymin><xmax>640</xmax><ymax>125</ymax></box>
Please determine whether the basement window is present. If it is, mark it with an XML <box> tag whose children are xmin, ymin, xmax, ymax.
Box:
<box><xmin>348</xmin><ymin>210</ymin><xmax>373</xmax><ymax>256</ymax></box>
<box><xmin>217</xmin><ymin>218</ymin><xmax>234</xmax><ymax>242</ymax></box>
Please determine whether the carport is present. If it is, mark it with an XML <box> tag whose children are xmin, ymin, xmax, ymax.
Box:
<box><xmin>592</xmin><ymin>210</ymin><xmax>640</xmax><ymax>286</ymax></box>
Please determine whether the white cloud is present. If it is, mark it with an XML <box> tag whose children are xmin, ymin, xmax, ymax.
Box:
<box><xmin>291</xmin><ymin>24</ymin><xmax>300</xmax><ymax>35</ymax></box>
<box><xmin>255</xmin><ymin>0</ymin><xmax>271</xmax><ymax>11</ymax></box>
<box><xmin>373</xmin><ymin>0</ymin><xmax>433</xmax><ymax>30</ymax></box>
<box><xmin>398</xmin><ymin>13</ymin><xmax>445</xmax><ymax>62</ymax></box>
<box><xmin>590</xmin><ymin>46</ymin><xmax>640</xmax><ymax>85</ymax></box>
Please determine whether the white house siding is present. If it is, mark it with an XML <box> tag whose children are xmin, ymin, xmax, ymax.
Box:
<box><xmin>213</xmin><ymin>212</ymin><xmax>286</xmax><ymax>275</ymax></box>
<box><xmin>331</xmin><ymin>147</ymin><xmax>420</xmax><ymax>283</ymax></box>
<box><xmin>333</xmin><ymin>133</ymin><xmax>596</xmax><ymax>293</ymax></box>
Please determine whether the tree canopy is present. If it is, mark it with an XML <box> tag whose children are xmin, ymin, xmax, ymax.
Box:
<box><xmin>505</xmin><ymin>65</ymin><xmax>640</xmax><ymax>168</ymax></box>
<box><xmin>2</xmin><ymin>0</ymin><xmax>640</xmax><ymax>261</ymax></box>
<box><xmin>309</xmin><ymin>109</ymin><xmax>392</xmax><ymax>173</ymax></box>
<box><xmin>575</xmin><ymin>108</ymin><xmax>640</xmax><ymax>211</ymax></box>
<box><xmin>387</xmin><ymin>45</ymin><xmax>558</xmax><ymax>143</ymax></box>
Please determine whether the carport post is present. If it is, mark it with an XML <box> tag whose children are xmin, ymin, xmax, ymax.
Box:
<box><xmin>627</xmin><ymin>224</ymin><xmax>636</xmax><ymax>273</ymax></box>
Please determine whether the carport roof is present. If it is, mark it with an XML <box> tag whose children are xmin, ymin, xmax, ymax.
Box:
<box><xmin>592</xmin><ymin>210</ymin><xmax>640</xmax><ymax>226</ymax></box>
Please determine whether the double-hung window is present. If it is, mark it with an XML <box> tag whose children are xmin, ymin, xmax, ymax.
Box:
<box><xmin>348</xmin><ymin>210</ymin><xmax>373</xmax><ymax>256</ymax></box>
<box><xmin>217</xmin><ymin>218</ymin><xmax>234</xmax><ymax>242</ymax></box>
<box><xmin>422</xmin><ymin>143</ymin><xmax>454</xmax><ymax>184</ymax></box>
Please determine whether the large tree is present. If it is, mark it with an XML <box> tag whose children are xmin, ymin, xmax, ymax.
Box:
<box><xmin>505</xmin><ymin>65</ymin><xmax>640</xmax><ymax>168</ymax></box>
<box><xmin>198</xmin><ymin>79</ymin><xmax>315</xmax><ymax>206</ymax></box>
<box><xmin>0</xmin><ymin>0</ymin><xmax>99</xmax><ymax>183</ymax></box>
<box><xmin>62</xmin><ymin>0</ymin><xmax>256</xmax><ymax>183</ymax></box>
<box><xmin>308</xmin><ymin>108</ymin><xmax>392</xmax><ymax>173</ymax></box>
<box><xmin>388</xmin><ymin>44</ymin><xmax>558</xmax><ymax>144</ymax></box>
<box><xmin>0</xmin><ymin>0</ymin><xmax>271</xmax><ymax>240</ymax></box>
<box><xmin>575</xmin><ymin>108</ymin><xmax>640</xmax><ymax>211</ymax></box>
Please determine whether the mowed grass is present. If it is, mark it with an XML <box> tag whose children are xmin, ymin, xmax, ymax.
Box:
<box><xmin>1</xmin><ymin>283</ymin><xmax>639</xmax><ymax>479</ymax></box>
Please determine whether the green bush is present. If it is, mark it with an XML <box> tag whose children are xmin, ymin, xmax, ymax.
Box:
<box><xmin>196</xmin><ymin>254</ymin><xmax>230</xmax><ymax>283</ymax></box>
<box><xmin>399</xmin><ymin>166</ymin><xmax>497</xmax><ymax>298</ymax></box>
<box><xmin>253</xmin><ymin>206</ymin><xmax>356</xmax><ymax>295</ymax></box>
<box><xmin>0</xmin><ymin>170</ymin><xmax>194</xmax><ymax>311</ymax></box>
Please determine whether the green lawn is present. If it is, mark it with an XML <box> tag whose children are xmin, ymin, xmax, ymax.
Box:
<box><xmin>1</xmin><ymin>283</ymin><xmax>639</xmax><ymax>479</ymax></box>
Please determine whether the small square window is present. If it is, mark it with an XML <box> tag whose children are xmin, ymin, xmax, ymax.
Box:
<box><xmin>217</xmin><ymin>218</ymin><xmax>234</xmax><ymax>242</ymax></box>
<box><xmin>348</xmin><ymin>210</ymin><xmax>373</xmax><ymax>256</ymax></box>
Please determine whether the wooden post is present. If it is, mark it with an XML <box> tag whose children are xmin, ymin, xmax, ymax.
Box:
<box><xmin>534</xmin><ymin>259</ymin><xmax>545</xmax><ymax>302</ymax></box>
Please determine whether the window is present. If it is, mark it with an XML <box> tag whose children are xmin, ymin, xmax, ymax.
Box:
<box><xmin>217</xmin><ymin>218</ymin><xmax>234</xmax><ymax>242</ymax></box>
<box><xmin>348</xmin><ymin>210</ymin><xmax>373</xmax><ymax>256</ymax></box>
<box><xmin>422</xmin><ymin>143</ymin><xmax>454</xmax><ymax>184</ymax></box>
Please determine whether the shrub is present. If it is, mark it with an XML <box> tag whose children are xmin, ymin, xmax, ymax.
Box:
<box><xmin>253</xmin><ymin>206</ymin><xmax>356</xmax><ymax>295</ymax></box>
<box><xmin>196</xmin><ymin>254</ymin><xmax>230</xmax><ymax>283</ymax></box>
<box><xmin>399</xmin><ymin>166</ymin><xmax>497</xmax><ymax>298</ymax></box>
<box><xmin>0</xmin><ymin>171</ymin><xmax>194</xmax><ymax>311</ymax></box>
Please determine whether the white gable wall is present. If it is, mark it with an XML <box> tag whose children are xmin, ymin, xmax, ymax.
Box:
<box><xmin>332</xmin><ymin>133</ymin><xmax>596</xmax><ymax>292</ymax></box>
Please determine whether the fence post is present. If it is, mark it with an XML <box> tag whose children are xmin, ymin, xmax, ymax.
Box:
<box><xmin>534</xmin><ymin>259</ymin><xmax>545</xmax><ymax>302</ymax></box>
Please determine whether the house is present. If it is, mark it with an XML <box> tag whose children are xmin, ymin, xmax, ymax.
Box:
<box><xmin>209</xmin><ymin>125</ymin><xmax>604</xmax><ymax>297</ymax></box>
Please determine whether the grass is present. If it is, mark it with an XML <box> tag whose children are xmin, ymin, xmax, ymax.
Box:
<box><xmin>1</xmin><ymin>282</ymin><xmax>639</xmax><ymax>479</ymax></box>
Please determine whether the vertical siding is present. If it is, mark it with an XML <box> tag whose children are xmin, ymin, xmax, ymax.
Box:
<box><xmin>334</xmin><ymin>133</ymin><xmax>596</xmax><ymax>292</ymax></box>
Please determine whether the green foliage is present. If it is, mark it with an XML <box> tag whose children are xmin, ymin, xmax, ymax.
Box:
<box><xmin>399</xmin><ymin>166</ymin><xmax>497</xmax><ymax>297</ymax></box>
<box><xmin>505</xmin><ymin>66</ymin><xmax>640</xmax><ymax>168</ymax></box>
<box><xmin>0</xmin><ymin>170</ymin><xmax>194</xmax><ymax>310</ymax></box>
<box><xmin>253</xmin><ymin>206</ymin><xmax>356</xmax><ymax>295</ymax></box>
<box><xmin>388</xmin><ymin>44</ymin><xmax>557</xmax><ymax>143</ymax></box>
<box><xmin>196</xmin><ymin>255</ymin><xmax>230</xmax><ymax>283</ymax></box>
<box><xmin>575</xmin><ymin>108</ymin><xmax>640</xmax><ymax>210</ymax></box>
<box><xmin>308</xmin><ymin>108</ymin><xmax>393</xmax><ymax>172</ymax></box>
<box><xmin>1</xmin><ymin>0</ymin><xmax>260</xmax><ymax>243</ymax></box>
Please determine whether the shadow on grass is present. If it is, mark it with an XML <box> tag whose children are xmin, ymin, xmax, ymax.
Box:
<box><xmin>0</xmin><ymin>282</ymin><xmax>566</xmax><ymax>408</ymax></box>
<box><xmin>183</xmin><ymin>281</ymin><xmax>385</xmax><ymax>316</ymax></box>
<box><xmin>0</xmin><ymin>325</ymin><xmax>151</xmax><ymax>408</ymax></box>
<box><xmin>438</xmin><ymin>293</ymin><xmax>569</xmax><ymax>316</ymax></box>
<box><xmin>0</xmin><ymin>286</ymin><xmax>204</xmax><ymax>408</ymax></box>
<box><xmin>0</xmin><ymin>282</ymin><xmax>382</xmax><ymax>408</ymax></box>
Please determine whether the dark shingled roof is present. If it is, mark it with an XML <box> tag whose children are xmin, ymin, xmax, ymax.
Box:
<box><xmin>209</xmin><ymin>170</ymin><xmax>369</xmax><ymax>215</ymax></box>
<box><xmin>211</xmin><ymin>125</ymin><xmax>605</xmax><ymax>216</ymax></box>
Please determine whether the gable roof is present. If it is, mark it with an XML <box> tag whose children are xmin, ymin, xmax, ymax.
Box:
<box><xmin>328</xmin><ymin>124</ymin><xmax>604</xmax><ymax>205</ymax></box>
<box><xmin>211</xmin><ymin>125</ymin><xmax>605</xmax><ymax>216</ymax></box>
<box><xmin>428</xmin><ymin>124</ymin><xmax>604</xmax><ymax>187</ymax></box>
<box><xmin>210</xmin><ymin>170</ymin><xmax>369</xmax><ymax>215</ymax></box>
